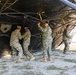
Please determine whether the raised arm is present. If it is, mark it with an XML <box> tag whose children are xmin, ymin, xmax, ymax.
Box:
<box><xmin>18</xmin><ymin>32</ymin><xmax>22</xmax><ymax>39</ymax></box>
<box><xmin>38</xmin><ymin>22</ymin><xmax>47</xmax><ymax>32</ymax></box>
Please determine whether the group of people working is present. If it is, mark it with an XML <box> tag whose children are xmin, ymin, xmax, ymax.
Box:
<box><xmin>10</xmin><ymin>21</ymin><xmax>71</xmax><ymax>62</ymax></box>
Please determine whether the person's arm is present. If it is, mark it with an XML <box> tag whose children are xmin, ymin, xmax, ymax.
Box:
<box><xmin>18</xmin><ymin>32</ymin><xmax>22</xmax><ymax>39</ymax></box>
<box><xmin>23</xmin><ymin>31</ymin><xmax>31</xmax><ymax>45</ymax></box>
<box><xmin>26</xmin><ymin>32</ymin><xmax>31</xmax><ymax>44</ymax></box>
<box><xmin>25</xmin><ymin>31</ymin><xmax>31</xmax><ymax>39</ymax></box>
<box><xmin>22</xmin><ymin>34</ymin><xmax>25</xmax><ymax>39</ymax></box>
<box><xmin>38</xmin><ymin>22</ymin><xmax>47</xmax><ymax>32</ymax></box>
<box><xmin>66</xmin><ymin>30</ymin><xmax>71</xmax><ymax>39</ymax></box>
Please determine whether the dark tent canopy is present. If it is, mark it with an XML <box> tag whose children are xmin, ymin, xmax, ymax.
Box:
<box><xmin>0</xmin><ymin>0</ymin><xmax>76</xmax><ymax>54</ymax></box>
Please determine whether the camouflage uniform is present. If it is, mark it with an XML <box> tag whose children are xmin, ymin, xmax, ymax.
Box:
<box><xmin>38</xmin><ymin>25</ymin><xmax>52</xmax><ymax>58</ymax></box>
<box><xmin>10</xmin><ymin>29</ymin><xmax>23</xmax><ymax>60</ymax></box>
<box><xmin>22</xmin><ymin>29</ymin><xmax>33</xmax><ymax>58</ymax></box>
<box><xmin>63</xmin><ymin>29</ymin><xmax>70</xmax><ymax>53</ymax></box>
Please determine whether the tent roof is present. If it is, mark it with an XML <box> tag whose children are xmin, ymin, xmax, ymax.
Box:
<box><xmin>0</xmin><ymin>0</ymin><xmax>76</xmax><ymax>49</ymax></box>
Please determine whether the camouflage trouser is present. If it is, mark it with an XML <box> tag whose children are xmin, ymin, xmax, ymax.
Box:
<box><xmin>23</xmin><ymin>44</ymin><xmax>33</xmax><ymax>58</ymax></box>
<box><xmin>11</xmin><ymin>43</ymin><xmax>23</xmax><ymax>59</ymax></box>
<box><xmin>42</xmin><ymin>40</ymin><xmax>52</xmax><ymax>58</ymax></box>
<box><xmin>63</xmin><ymin>39</ymin><xmax>69</xmax><ymax>52</ymax></box>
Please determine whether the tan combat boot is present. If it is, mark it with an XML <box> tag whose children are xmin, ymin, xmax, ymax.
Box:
<box><xmin>16</xmin><ymin>58</ymin><xmax>23</xmax><ymax>63</ymax></box>
<box><xmin>41</xmin><ymin>57</ymin><xmax>47</xmax><ymax>62</ymax></box>
<box><xmin>30</xmin><ymin>56</ymin><xmax>35</xmax><ymax>61</ymax></box>
<box><xmin>12</xmin><ymin>56</ymin><xmax>17</xmax><ymax>61</ymax></box>
<box><xmin>47</xmin><ymin>57</ymin><xmax>51</xmax><ymax>61</ymax></box>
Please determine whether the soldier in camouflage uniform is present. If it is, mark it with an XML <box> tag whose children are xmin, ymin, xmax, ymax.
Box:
<box><xmin>63</xmin><ymin>25</ymin><xmax>71</xmax><ymax>54</ymax></box>
<box><xmin>10</xmin><ymin>25</ymin><xmax>23</xmax><ymax>62</ymax></box>
<box><xmin>38</xmin><ymin>21</ymin><xmax>53</xmax><ymax>62</ymax></box>
<box><xmin>22</xmin><ymin>27</ymin><xmax>35</xmax><ymax>61</ymax></box>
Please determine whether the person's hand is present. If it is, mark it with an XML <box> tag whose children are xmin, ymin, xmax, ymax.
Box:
<box><xmin>38</xmin><ymin>22</ymin><xmax>40</xmax><ymax>26</ymax></box>
<box><xmin>69</xmin><ymin>35</ymin><xmax>72</xmax><ymax>39</ymax></box>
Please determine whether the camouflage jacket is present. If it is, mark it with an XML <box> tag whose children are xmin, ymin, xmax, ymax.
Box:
<box><xmin>38</xmin><ymin>25</ymin><xmax>52</xmax><ymax>41</ymax></box>
<box><xmin>22</xmin><ymin>30</ymin><xmax>31</xmax><ymax>46</ymax></box>
<box><xmin>10</xmin><ymin>29</ymin><xmax>22</xmax><ymax>46</ymax></box>
<box><xmin>63</xmin><ymin>29</ymin><xmax>71</xmax><ymax>40</ymax></box>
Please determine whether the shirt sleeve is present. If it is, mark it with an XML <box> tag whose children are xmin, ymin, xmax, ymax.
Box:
<box><xmin>18</xmin><ymin>32</ymin><xmax>22</xmax><ymax>39</ymax></box>
<box><xmin>66</xmin><ymin>30</ymin><xmax>71</xmax><ymax>38</ymax></box>
<box><xmin>22</xmin><ymin>34</ymin><xmax>25</xmax><ymax>38</ymax></box>
<box><xmin>38</xmin><ymin>25</ymin><xmax>47</xmax><ymax>32</ymax></box>
<box><xmin>22</xmin><ymin>31</ymin><xmax>31</xmax><ymax>40</ymax></box>
<box><xmin>25</xmin><ymin>31</ymin><xmax>31</xmax><ymax>39</ymax></box>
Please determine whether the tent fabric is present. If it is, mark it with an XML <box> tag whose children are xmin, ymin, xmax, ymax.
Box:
<box><xmin>0</xmin><ymin>24</ymin><xmax>12</xmax><ymax>33</ymax></box>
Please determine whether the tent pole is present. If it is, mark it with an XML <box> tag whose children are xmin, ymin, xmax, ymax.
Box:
<box><xmin>59</xmin><ymin>0</ymin><xmax>76</xmax><ymax>10</ymax></box>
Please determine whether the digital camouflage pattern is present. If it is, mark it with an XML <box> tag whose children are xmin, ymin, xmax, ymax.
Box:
<box><xmin>22</xmin><ymin>29</ymin><xmax>33</xmax><ymax>57</ymax></box>
<box><xmin>10</xmin><ymin>29</ymin><xmax>23</xmax><ymax>59</ymax></box>
<box><xmin>38</xmin><ymin>25</ymin><xmax>53</xmax><ymax>58</ymax></box>
<box><xmin>63</xmin><ymin>29</ymin><xmax>71</xmax><ymax>53</ymax></box>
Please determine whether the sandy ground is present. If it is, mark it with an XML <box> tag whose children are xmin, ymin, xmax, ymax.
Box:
<box><xmin>0</xmin><ymin>50</ymin><xmax>76</xmax><ymax>75</ymax></box>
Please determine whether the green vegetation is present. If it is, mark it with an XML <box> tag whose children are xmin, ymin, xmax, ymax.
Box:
<box><xmin>47</xmin><ymin>65</ymin><xmax>64</xmax><ymax>70</ymax></box>
<box><xmin>64</xmin><ymin>59</ymin><xmax>76</xmax><ymax>63</ymax></box>
<box><xmin>0</xmin><ymin>70</ymin><xmax>8</xmax><ymax>75</ymax></box>
<box><xmin>13</xmin><ymin>63</ymin><xmax>33</xmax><ymax>70</ymax></box>
<box><xmin>0</xmin><ymin>65</ymin><xmax>8</xmax><ymax>69</ymax></box>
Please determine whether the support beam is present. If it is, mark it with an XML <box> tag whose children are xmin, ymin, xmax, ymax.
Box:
<box><xmin>59</xmin><ymin>0</ymin><xmax>76</xmax><ymax>10</ymax></box>
<box><xmin>0</xmin><ymin>21</ymin><xmax>20</xmax><ymax>24</ymax></box>
<box><xmin>1</xmin><ymin>0</ymin><xmax>9</xmax><ymax>11</ymax></box>
<box><xmin>0</xmin><ymin>0</ymin><xmax>19</xmax><ymax>13</ymax></box>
